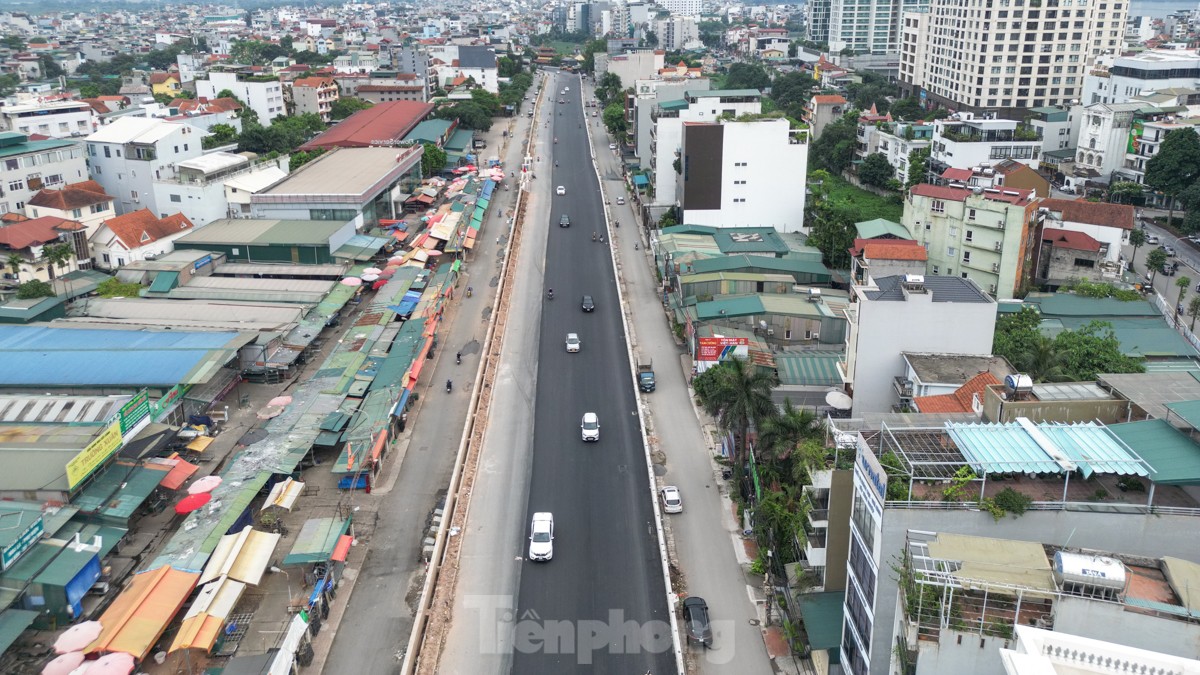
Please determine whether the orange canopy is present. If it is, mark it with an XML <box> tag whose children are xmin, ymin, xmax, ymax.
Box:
<box><xmin>88</xmin><ymin>566</ymin><xmax>200</xmax><ymax>659</ymax></box>
<box><xmin>159</xmin><ymin>459</ymin><xmax>199</xmax><ymax>491</ymax></box>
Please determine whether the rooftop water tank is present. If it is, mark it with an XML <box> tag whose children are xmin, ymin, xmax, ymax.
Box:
<box><xmin>1053</xmin><ymin>551</ymin><xmax>1126</xmax><ymax>592</ymax></box>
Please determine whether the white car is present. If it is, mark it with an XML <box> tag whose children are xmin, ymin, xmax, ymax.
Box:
<box><xmin>529</xmin><ymin>512</ymin><xmax>554</xmax><ymax>561</ymax></box>
<box><xmin>660</xmin><ymin>486</ymin><xmax>683</xmax><ymax>513</ymax></box>
<box><xmin>616</xmin><ymin>197</ymin><xmax>625</xmax><ymax>205</ymax></box>
<box><xmin>556</xmin><ymin>186</ymin><xmax>566</xmax><ymax>195</ymax></box>
<box><xmin>566</xmin><ymin>333</ymin><xmax>581</xmax><ymax>352</ymax></box>
<box><xmin>581</xmin><ymin>412</ymin><xmax>600</xmax><ymax>442</ymax></box>
<box><xmin>609</xmin><ymin>143</ymin><xmax>617</xmax><ymax>150</ymax></box>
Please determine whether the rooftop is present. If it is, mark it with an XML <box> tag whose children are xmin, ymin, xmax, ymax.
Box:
<box><xmin>854</xmin><ymin>218</ymin><xmax>912</xmax><ymax>240</ymax></box>
<box><xmin>865</xmin><ymin>275</ymin><xmax>994</xmax><ymax>304</ymax></box>
<box><xmin>27</xmin><ymin>180</ymin><xmax>112</xmax><ymax>211</ymax></box>
<box><xmin>176</xmin><ymin>219</ymin><xmax>349</xmax><ymax>247</ymax></box>
<box><xmin>86</xmin><ymin>116</ymin><xmax>189</xmax><ymax>145</ymax></box>
<box><xmin>177</xmin><ymin>151</ymin><xmax>249</xmax><ymax>174</ymax></box>
<box><xmin>904</xmin><ymin>353</ymin><xmax>1014</xmax><ymax>385</ymax></box>
<box><xmin>1041</xmin><ymin>199</ymin><xmax>1136</xmax><ymax>230</ymax></box>
<box><xmin>912</xmin><ymin>372</ymin><xmax>1001</xmax><ymax>414</ymax></box>
<box><xmin>257</xmin><ymin>147</ymin><xmax>420</xmax><ymax>199</ymax></box>
<box><xmin>300</xmin><ymin>100</ymin><xmax>433</xmax><ymax>151</ymax></box>
<box><xmin>1099</xmin><ymin>372</ymin><xmax>1200</xmax><ymax>421</ymax></box>
<box><xmin>910</xmin><ymin>183</ymin><xmax>1036</xmax><ymax>207</ymax></box>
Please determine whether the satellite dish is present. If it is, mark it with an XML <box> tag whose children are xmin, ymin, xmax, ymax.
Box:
<box><xmin>826</xmin><ymin>391</ymin><xmax>853</xmax><ymax>410</ymax></box>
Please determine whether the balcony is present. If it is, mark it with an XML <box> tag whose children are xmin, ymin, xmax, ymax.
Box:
<box><xmin>894</xmin><ymin>376</ymin><xmax>914</xmax><ymax>399</ymax></box>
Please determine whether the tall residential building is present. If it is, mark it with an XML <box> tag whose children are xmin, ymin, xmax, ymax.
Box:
<box><xmin>0</xmin><ymin>132</ymin><xmax>89</xmax><ymax>216</ymax></box>
<box><xmin>290</xmin><ymin>76</ymin><xmax>339</xmax><ymax>122</ymax></box>
<box><xmin>1</xmin><ymin>101</ymin><xmax>96</xmax><ymax>139</ymax></box>
<box><xmin>900</xmin><ymin>0</ymin><xmax>1129</xmax><ymax>114</ymax></box>
<box><xmin>85</xmin><ymin>117</ymin><xmax>206</xmax><ymax>216</ymax></box>
<box><xmin>658</xmin><ymin>0</ymin><xmax>704</xmax><ymax>15</ymax></box>
<box><xmin>806</xmin><ymin>0</ymin><xmax>831</xmax><ymax>45</ymax></box>
<box><xmin>676</xmin><ymin>118</ymin><xmax>809</xmax><ymax>231</ymax></box>
<box><xmin>831</xmin><ymin>0</ymin><xmax>928</xmax><ymax>55</ymax></box>
<box><xmin>1082</xmin><ymin>48</ymin><xmax>1200</xmax><ymax>106</ymax></box>
<box><xmin>196</xmin><ymin>71</ymin><xmax>286</xmax><ymax>125</ymax></box>
<box><xmin>654</xmin><ymin>16</ymin><xmax>700</xmax><ymax>51</ymax></box>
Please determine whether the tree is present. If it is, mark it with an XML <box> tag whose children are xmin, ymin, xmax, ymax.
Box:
<box><xmin>202</xmin><ymin>123</ymin><xmax>239</xmax><ymax>149</ymax></box>
<box><xmin>469</xmin><ymin>88</ymin><xmax>502</xmax><ymax>116</ymax></box>
<box><xmin>433</xmin><ymin>101</ymin><xmax>493</xmax><ymax>131</ymax></box>
<box><xmin>1189</xmin><ymin>296</ymin><xmax>1200</xmax><ymax>332</ymax></box>
<box><xmin>756</xmin><ymin>400</ymin><xmax>818</xmax><ymax>465</ymax></box>
<box><xmin>992</xmin><ymin>305</ymin><xmax>1044</xmax><ymax>370</ymax></box>
<box><xmin>596</xmin><ymin>72</ymin><xmax>623</xmax><ymax>104</ymax></box>
<box><xmin>1144</xmin><ymin>127</ymin><xmax>1200</xmax><ymax>229</ymax></box>
<box><xmin>329</xmin><ymin>97</ymin><xmax>373</xmax><ymax>121</ymax></box>
<box><xmin>97</xmin><ymin>277</ymin><xmax>144</xmax><ymax>298</ymax></box>
<box><xmin>280</xmin><ymin>35</ymin><xmax>294</xmax><ymax>52</ymax></box>
<box><xmin>1177</xmin><ymin>182</ymin><xmax>1200</xmax><ymax>234</ymax></box>
<box><xmin>1017</xmin><ymin>334</ymin><xmax>1069</xmax><ymax>383</ymax></box>
<box><xmin>153</xmin><ymin>93</ymin><xmax>175</xmax><ymax>106</ymax></box>
<box><xmin>1</xmin><ymin>35</ymin><xmax>23</xmax><ymax>50</ymax></box>
<box><xmin>1177</xmin><ymin>276</ymin><xmax>1192</xmax><ymax>327</ymax></box>
<box><xmin>1109</xmin><ymin>181</ymin><xmax>1144</xmax><ymax>205</ymax></box>
<box><xmin>289</xmin><ymin>148</ymin><xmax>325</xmax><ymax>171</ymax></box>
<box><xmin>16</xmin><ymin>279</ymin><xmax>54</xmax><ymax>299</ymax></box>
<box><xmin>43</xmin><ymin>243</ymin><xmax>72</xmax><ymax>281</ymax></box>
<box><xmin>1146</xmin><ymin>248</ymin><xmax>1168</xmax><ymax>285</ymax></box>
<box><xmin>602</xmin><ymin>101</ymin><xmax>627</xmax><ymax>136</ymax></box>
<box><xmin>658</xmin><ymin>211</ymin><xmax>678</xmax><ymax>228</ymax></box>
<box><xmin>724</xmin><ymin>62</ymin><xmax>771</xmax><ymax>91</ymax></box>
<box><xmin>808</xmin><ymin>110</ymin><xmax>859</xmax><ymax>175</ymax></box>
<box><xmin>7</xmin><ymin>253</ymin><xmax>23</xmax><ymax>280</ymax></box>
<box><xmin>39</xmin><ymin>55</ymin><xmax>65</xmax><ymax>79</ymax></box>
<box><xmin>906</xmin><ymin>147</ymin><xmax>930</xmax><ymax>188</ymax></box>
<box><xmin>889</xmin><ymin>98</ymin><xmax>924</xmax><ymax>121</ymax></box>
<box><xmin>643</xmin><ymin>30</ymin><xmax>658</xmax><ymax>48</ymax></box>
<box><xmin>693</xmin><ymin>357</ymin><xmax>779</xmax><ymax>476</ymax></box>
<box><xmin>1127</xmin><ymin>228</ymin><xmax>1147</xmax><ymax>270</ymax></box>
<box><xmin>419</xmin><ymin>143</ymin><xmax>447</xmax><ymax>176</ymax></box>
<box><xmin>804</xmin><ymin>193</ymin><xmax>858</xmax><ymax>269</ymax></box>
<box><xmin>78</xmin><ymin>83</ymin><xmax>101</xmax><ymax>99</ymax></box>
<box><xmin>1053</xmin><ymin>321</ymin><xmax>1144</xmax><ymax>380</ymax></box>
<box><xmin>858</xmin><ymin>152</ymin><xmax>895</xmax><ymax>189</ymax></box>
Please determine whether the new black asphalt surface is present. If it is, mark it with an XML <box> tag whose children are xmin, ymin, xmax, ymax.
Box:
<box><xmin>512</xmin><ymin>72</ymin><xmax>674</xmax><ymax>674</ymax></box>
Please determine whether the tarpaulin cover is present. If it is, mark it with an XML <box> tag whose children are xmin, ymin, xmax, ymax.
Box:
<box><xmin>331</xmin><ymin>534</ymin><xmax>353</xmax><ymax>562</ymax></box>
<box><xmin>199</xmin><ymin>526</ymin><xmax>281</xmax><ymax>586</ymax></box>
<box><xmin>87</xmin><ymin>566</ymin><xmax>200</xmax><ymax>659</ymax></box>
<box><xmin>168</xmin><ymin>576</ymin><xmax>246</xmax><ymax>653</ymax></box>
<box><xmin>158</xmin><ymin>458</ymin><xmax>200</xmax><ymax>491</ymax></box>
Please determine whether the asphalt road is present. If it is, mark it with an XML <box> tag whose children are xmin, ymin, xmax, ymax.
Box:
<box><xmin>510</xmin><ymin>71</ymin><xmax>674</xmax><ymax>674</ymax></box>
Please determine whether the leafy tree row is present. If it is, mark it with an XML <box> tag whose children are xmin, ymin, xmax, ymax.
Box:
<box><xmin>992</xmin><ymin>306</ymin><xmax>1144</xmax><ymax>382</ymax></box>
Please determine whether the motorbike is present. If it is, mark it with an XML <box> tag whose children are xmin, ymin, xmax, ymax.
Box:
<box><xmin>592</xmin><ymin>232</ymin><xmax>597</xmax><ymax>241</ymax></box>
<box><xmin>466</xmin><ymin>286</ymin><xmax>473</xmax><ymax>298</ymax></box>
<box><xmin>555</xmin><ymin>161</ymin><xmax>558</xmax><ymax>167</ymax></box>
<box><xmin>614</xmin><ymin>220</ymin><xmax>619</xmax><ymax>228</ymax></box>
<box><xmin>634</xmin><ymin>242</ymin><xmax>639</xmax><ymax>250</ymax></box>
<box><xmin>446</xmin><ymin>380</ymin><xmax>453</xmax><ymax>393</ymax></box>
<box><xmin>456</xmin><ymin>352</ymin><xmax>462</xmax><ymax>365</ymax></box>
<box><xmin>547</xmin><ymin>289</ymin><xmax>554</xmax><ymax>300</ymax></box>
<box><xmin>599</xmin><ymin>234</ymin><xmax>605</xmax><ymax>243</ymax></box>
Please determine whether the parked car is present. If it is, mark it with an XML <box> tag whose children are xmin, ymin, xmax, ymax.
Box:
<box><xmin>1161</xmin><ymin>244</ymin><xmax>1177</xmax><ymax>256</ymax></box>
<box><xmin>529</xmin><ymin>512</ymin><xmax>554</xmax><ymax>561</ymax></box>
<box><xmin>609</xmin><ymin>143</ymin><xmax>617</xmax><ymax>150</ymax></box>
<box><xmin>565</xmin><ymin>333</ymin><xmax>581</xmax><ymax>352</ymax></box>
<box><xmin>660</xmin><ymin>486</ymin><xmax>683</xmax><ymax>513</ymax></box>
<box><xmin>682</xmin><ymin>597</ymin><xmax>713</xmax><ymax>647</ymax></box>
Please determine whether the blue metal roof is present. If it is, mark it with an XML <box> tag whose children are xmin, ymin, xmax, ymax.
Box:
<box><xmin>947</xmin><ymin>419</ymin><xmax>1149</xmax><ymax>477</ymax></box>
<box><xmin>0</xmin><ymin>325</ymin><xmax>241</xmax><ymax>387</ymax></box>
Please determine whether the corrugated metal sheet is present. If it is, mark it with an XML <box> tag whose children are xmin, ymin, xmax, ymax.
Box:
<box><xmin>1039</xmin><ymin>423</ymin><xmax>1149</xmax><ymax>478</ymax></box>
<box><xmin>199</xmin><ymin>526</ymin><xmax>281</xmax><ymax>586</ymax></box>
<box><xmin>1108</xmin><ymin>419</ymin><xmax>1200</xmax><ymax>485</ymax></box>
<box><xmin>946</xmin><ymin>423</ymin><xmax>1066</xmax><ymax>474</ymax></box>
<box><xmin>775</xmin><ymin>352</ymin><xmax>843</xmax><ymax>386</ymax></box>
<box><xmin>282</xmin><ymin>517</ymin><xmax>352</xmax><ymax>566</ymax></box>
<box><xmin>169</xmin><ymin>576</ymin><xmax>246</xmax><ymax>653</ymax></box>
<box><xmin>88</xmin><ymin>566</ymin><xmax>200</xmax><ymax>659</ymax></box>
<box><xmin>947</xmin><ymin>420</ymin><xmax>1149</xmax><ymax>477</ymax></box>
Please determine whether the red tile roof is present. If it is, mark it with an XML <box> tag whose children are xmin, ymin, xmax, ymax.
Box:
<box><xmin>300</xmin><ymin>101</ymin><xmax>434</xmax><ymax>151</ymax></box>
<box><xmin>293</xmin><ymin>76</ymin><xmax>335</xmax><ymax>88</ymax></box>
<box><xmin>811</xmin><ymin>95</ymin><xmax>847</xmax><ymax>104</ymax></box>
<box><xmin>101</xmin><ymin>209</ymin><xmax>193</xmax><ymax>250</ymax></box>
<box><xmin>27</xmin><ymin>180</ymin><xmax>112</xmax><ymax>211</ymax></box>
<box><xmin>1041</xmin><ymin>199</ymin><xmax>1135</xmax><ymax>230</ymax></box>
<box><xmin>170</xmin><ymin>97</ymin><xmax>242</xmax><ymax>114</ymax></box>
<box><xmin>913</xmin><ymin>372</ymin><xmax>1000</xmax><ymax>414</ymax></box>
<box><xmin>863</xmin><ymin>240</ymin><xmax>928</xmax><ymax>261</ymax></box>
<box><xmin>0</xmin><ymin>216</ymin><xmax>81</xmax><ymax>250</ymax></box>
<box><xmin>941</xmin><ymin>167</ymin><xmax>973</xmax><ymax>181</ymax></box>
<box><xmin>1044</xmin><ymin>229</ymin><xmax>1102</xmax><ymax>252</ymax></box>
<box><xmin>149</xmin><ymin>72</ymin><xmax>174</xmax><ymax>85</ymax></box>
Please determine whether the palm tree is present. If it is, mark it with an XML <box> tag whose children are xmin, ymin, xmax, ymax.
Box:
<box><xmin>1176</xmin><ymin>276</ymin><xmax>1192</xmax><ymax>327</ymax></box>
<box><xmin>1146</xmin><ymin>248</ymin><xmax>1168</xmax><ymax>286</ymax></box>
<box><xmin>757</xmin><ymin>400</ymin><xmax>818</xmax><ymax>465</ymax></box>
<box><xmin>6</xmin><ymin>253</ymin><xmax>22</xmax><ymax>281</ymax></box>
<box><xmin>1189</xmin><ymin>296</ymin><xmax>1200</xmax><ymax>332</ymax></box>
<box><xmin>1127</xmin><ymin>228</ymin><xmax>1146</xmax><ymax>269</ymax></box>
<box><xmin>695</xmin><ymin>357</ymin><xmax>779</xmax><ymax>476</ymax></box>
<box><xmin>43</xmin><ymin>243</ymin><xmax>73</xmax><ymax>281</ymax></box>
<box><xmin>1018</xmin><ymin>334</ymin><xmax>1069</xmax><ymax>382</ymax></box>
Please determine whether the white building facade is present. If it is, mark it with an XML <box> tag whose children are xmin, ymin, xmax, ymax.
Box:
<box><xmin>85</xmin><ymin>117</ymin><xmax>206</xmax><ymax>216</ymax></box>
<box><xmin>1</xmin><ymin>101</ymin><xmax>96</xmax><ymax>139</ymax></box>
<box><xmin>195</xmin><ymin>71</ymin><xmax>286</xmax><ymax>125</ymax></box>
<box><xmin>0</xmin><ymin>134</ymin><xmax>88</xmax><ymax>216</ymax></box>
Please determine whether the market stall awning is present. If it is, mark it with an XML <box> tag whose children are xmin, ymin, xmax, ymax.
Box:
<box><xmin>331</xmin><ymin>534</ymin><xmax>353</xmax><ymax>562</ymax></box>
<box><xmin>157</xmin><ymin>458</ymin><xmax>200</xmax><ymax>491</ymax></box>
<box><xmin>186</xmin><ymin>436</ymin><xmax>214</xmax><ymax>453</ymax></box>
<box><xmin>0</xmin><ymin>609</ymin><xmax>38</xmax><ymax>655</ymax></box>
<box><xmin>88</xmin><ymin>566</ymin><xmax>200</xmax><ymax>659</ymax></box>
<box><xmin>168</xmin><ymin>576</ymin><xmax>246</xmax><ymax>653</ymax></box>
<box><xmin>199</xmin><ymin>526</ymin><xmax>281</xmax><ymax>586</ymax></box>
<box><xmin>282</xmin><ymin>517</ymin><xmax>353</xmax><ymax>566</ymax></box>
<box><xmin>261</xmin><ymin>478</ymin><xmax>305</xmax><ymax>511</ymax></box>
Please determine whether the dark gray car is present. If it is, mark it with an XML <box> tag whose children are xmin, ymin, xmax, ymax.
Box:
<box><xmin>682</xmin><ymin>597</ymin><xmax>713</xmax><ymax>647</ymax></box>
<box><xmin>581</xmin><ymin>295</ymin><xmax>595</xmax><ymax>312</ymax></box>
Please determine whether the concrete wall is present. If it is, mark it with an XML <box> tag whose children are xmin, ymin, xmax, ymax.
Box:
<box><xmin>826</xmin><ymin>468</ymin><xmax>854</xmax><ymax>592</ymax></box>
<box><xmin>867</xmin><ymin>508</ymin><xmax>1200</xmax><ymax>674</ymax></box>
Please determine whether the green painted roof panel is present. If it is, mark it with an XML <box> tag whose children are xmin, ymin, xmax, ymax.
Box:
<box><xmin>1108</xmin><ymin>419</ymin><xmax>1200</xmax><ymax>485</ymax></box>
<box><xmin>775</xmin><ymin>352</ymin><xmax>843</xmax><ymax>386</ymax></box>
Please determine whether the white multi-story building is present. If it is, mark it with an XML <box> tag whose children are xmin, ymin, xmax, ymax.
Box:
<box><xmin>658</xmin><ymin>0</ymin><xmax>704</xmax><ymax>15</ymax></box>
<box><xmin>151</xmin><ymin>152</ymin><xmax>289</xmax><ymax>228</ymax></box>
<box><xmin>651</xmin><ymin>89</ymin><xmax>762</xmax><ymax>212</ymax></box>
<box><xmin>654</xmin><ymin>16</ymin><xmax>700</xmax><ymax>52</ymax></box>
<box><xmin>902</xmin><ymin>183</ymin><xmax>1037</xmax><ymax>299</ymax></box>
<box><xmin>195</xmin><ymin>71</ymin><xmax>286</xmax><ymax>125</ymax></box>
<box><xmin>831</xmin><ymin>0</ymin><xmax>928</xmax><ymax>55</ymax></box>
<box><xmin>806</xmin><ymin>0</ymin><xmax>831</xmax><ymax>45</ymax></box>
<box><xmin>928</xmin><ymin>113</ymin><xmax>1042</xmax><ymax>177</ymax></box>
<box><xmin>838</xmin><ymin>274</ymin><xmax>997</xmax><ymax>415</ymax></box>
<box><xmin>1</xmin><ymin>101</ymin><xmax>96</xmax><ymax>139</ymax></box>
<box><xmin>290</xmin><ymin>76</ymin><xmax>339</xmax><ymax>122</ymax></box>
<box><xmin>333</xmin><ymin>51</ymin><xmax>380</xmax><ymax>75</ymax></box>
<box><xmin>0</xmin><ymin>132</ymin><xmax>88</xmax><ymax>216</ymax></box>
<box><xmin>1072</xmin><ymin>101</ymin><xmax>1148</xmax><ymax>183</ymax></box>
<box><xmin>1081</xmin><ymin>48</ymin><xmax>1200</xmax><ymax>106</ymax></box>
<box><xmin>676</xmin><ymin>118</ymin><xmax>809</xmax><ymax>231</ymax></box>
<box><xmin>856</xmin><ymin>120</ymin><xmax>934</xmax><ymax>186</ymax></box>
<box><xmin>85</xmin><ymin>117</ymin><xmax>206</xmax><ymax>216</ymax></box>
<box><xmin>900</xmin><ymin>0</ymin><xmax>1128</xmax><ymax>112</ymax></box>
<box><xmin>631</xmin><ymin>78</ymin><xmax>710</xmax><ymax>175</ymax></box>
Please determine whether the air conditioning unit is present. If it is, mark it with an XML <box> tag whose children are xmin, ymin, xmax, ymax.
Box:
<box><xmin>989</xmin><ymin>284</ymin><xmax>996</xmax><ymax>294</ymax></box>
<box><xmin>994</xmin><ymin>242</ymin><xmax>1002</xmax><ymax>251</ymax></box>
<box><xmin>992</xmin><ymin>263</ymin><xmax>1001</xmax><ymax>273</ymax></box>
<box><xmin>811</xmin><ymin>332</ymin><xmax>820</xmax><ymax>341</ymax></box>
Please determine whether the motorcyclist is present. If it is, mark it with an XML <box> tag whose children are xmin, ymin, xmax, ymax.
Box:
<box><xmin>547</xmin><ymin>288</ymin><xmax>554</xmax><ymax>299</ymax></box>
<box><xmin>446</xmin><ymin>379</ymin><xmax>453</xmax><ymax>392</ymax></box>
<box><xmin>592</xmin><ymin>232</ymin><xmax>597</xmax><ymax>241</ymax></box>
<box><xmin>456</xmin><ymin>352</ymin><xmax>462</xmax><ymax>364</ymax></box>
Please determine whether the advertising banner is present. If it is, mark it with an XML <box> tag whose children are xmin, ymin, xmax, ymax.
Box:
<box><xmin>697</xmin><ymin>336</ymin><xmax>749</xmax><ymax>362</ymax></box>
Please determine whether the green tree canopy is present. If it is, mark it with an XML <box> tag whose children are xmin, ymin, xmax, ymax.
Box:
<box><xmin>1145</xmin><ymin>127</ymin><xmax>1200</xmax><ymax>228</ymax></box>
<box><xmin>434</xmin><ymin>101</ymin><xmax>493</xmax><ymax>131</ymax></box>
<box><xmin>201</xmin><ymin>123</ymin><xmax>239</xmax><ymax>149</ymax></box>
<box><xmin>723</xmin><ymin>62</ymin><xmax>771</xmax><ymax>91</ymax></box>
<box><xmin>96</xmin><ymin>277</ymin><xmax>144</xmax><ymax>298</ymax></box>
<box><xmin>329</xmin><ymin>97</ymin><xmax>373</xmax><ymax>121</ymax></box>
<box><xmin>992</xmin><ymin>306</ymin><xmax>1144</xmax><ymax>381</ymax></box>
<box><xmin>858</xmin><ymin>153</ymin><xmax>895</xmax><ymax>189</ymax></box>
<box><xmin>808</xmin><ymin>110</ymin><xmax>859</xmax><ymax>174</ymax></box>
<box><xmin>421</xmin><ymin>142</ymin><xmax>447</xmax><ymax>175</ymax></box>
<box><xmin>693</xmin><ymin>357</ymin><xmax>779</xmax><ymax>471</ymax></box>
<box><xmin>906</xmin><ymin>147</ymin><xmax>930</xmax><ymax>188</ymax></box>
<box><xmin>16</xmin><ymin>279</ymin><xmax>54</xmax><ymax>299</ymax></box>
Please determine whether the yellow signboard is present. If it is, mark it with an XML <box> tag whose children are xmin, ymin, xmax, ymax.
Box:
<box><xmin>66</xmin><ymin>422</ymin><xmax>123</xmax><ymax>489</ymax></box>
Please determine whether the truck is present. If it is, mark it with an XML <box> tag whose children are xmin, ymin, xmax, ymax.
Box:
<box><xmin>637</xmin><ymin>357</ymin><xmax>656</xmax><ymax>393</ymax></box>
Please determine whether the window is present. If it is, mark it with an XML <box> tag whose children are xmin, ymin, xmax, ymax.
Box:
<box><xmin>931</xmin><ymin>265</ymin><xmax>939</xmax><ymax>274</ymax></box>
<box><xmin>968</xmin><ymin>208</ymin><xmax>977</xmax><ymax>220</ymax></box>
<box><xmin>72</xmin><ymin>208</ymin><xmax>82</xmax><ymax>218</ymax></box>
<box><xmin>949</xmin><ymin>226</ymin><xmax>958</xmax><ymax>237</ymax></box>
<box><xmin>962</xmin><ymin>251</ymin><xmax>972</xmax><ymax>263</ymax></box>
<box><xmin>931</xmin><ymin>199</ymin><xmax>946</xmax><ymax>213</ymax></box>
<box><xmin>947</xmin><ymin>246</ymin><xmax>956</xmax><ymax>257</ymax></box>
<box><xmin>103</xmin><ymin>146</ymin><xmax>111</xmax><ymax>158</ymax></box>
<box><xmin>91</xmin><ymin>203</ymin><xmax>107</xmax><ymax>214</ymax></box>
<box><xmin>102</xmin><ymin>253</ymin><xmax>110</xmax><ymax>263</ymax></box>
<box><xmin>965</xmin><ymin>230</ymin><xmax>974</xmax><ymax>242</ymax></box>
<box><xmin>8</xmin><ymin>180</ymin><xmax>22</xmax><ymax>192</ymax></box>
<box><xmin>130</xmin><ymin>190</ymin><xmax>138</xmax><ymax>200</ymax></box>
<box><xmin>170</xmin><ymin>194</ymin><xmax>182</xmax><ymax>202</ymax></box>
<box><xmin>962</xmin><ymin>272</ymin><xmax>970</xmax><ymax>279</ymax></box>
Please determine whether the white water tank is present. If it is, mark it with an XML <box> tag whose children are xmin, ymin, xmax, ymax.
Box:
<box><xmin>1053</xmin><ymin>551</ymin><xmax>1126</xmax><ymax>591</ymax></box>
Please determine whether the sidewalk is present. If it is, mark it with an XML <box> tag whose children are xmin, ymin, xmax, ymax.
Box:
<box><xmin>581</xmin><ymin>79</ymin><xmax>808</xmax><ymax>675</ymax></box>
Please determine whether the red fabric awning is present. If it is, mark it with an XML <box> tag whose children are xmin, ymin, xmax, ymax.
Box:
<box><xmin>331</xmin><ymin>535</ymin><xmax>353</xmax><ymax>562</ymax></box>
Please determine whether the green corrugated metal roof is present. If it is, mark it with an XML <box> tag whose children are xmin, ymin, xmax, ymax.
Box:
<box><xmin>34</xmin><ymin>546</ymin><xmax>96</xmax><ymax>587</ymax></box>
<box><xmin>689</xmin><ymin>88</ymin><xmax>761</xmax><ymax>98</ymax></box>
<box><xmin>1025</xmin><ymin>294</ymin><xmax>1160</xmax><ymax>318</ymax></box>
<box><xmin>445</xmin><ymin>128</ymin><xmax>474</xmax><ymax>152</ymax></box>
<box><xmin>712</xmin><ymin>228</ymin><xmax>789</xmax><ymax>255</ymax></box>
<box><xmin>402</xmin><ymin>119</ymin><xmax>454</xmax><ymax>145</ymax></box>
<box><xmin>775</xmin><ymin>352</ymin><xmax>843</xmax><ymax>386</ymax></box>
<box><xmin>796</xmin><ymin>592</ymin><xmax>845</xmax><ymax>653</ymax></box>
<box><xmin>0</xmin><ymin>136</ymin><xmax>75</xmax><ymax>160</ymax></box>
<box><xmin>693</xmin><ymin>295</ymin><xmax>764</xmax><ymax>319</ymax></box>
<box><xmin>1165</xmin><ymin>400</ymin><xmax>1200</xmax><ymax>430</ymax></box>
<box><xmin>0</xmin><ymin>609</ymin><xmax>38</xmax><ymax>654</ymax></box>
<box><xmin>72</xmin><ymin>464</ymin><xmax>168</xmax><ymax>524</ymax></box>
<box><xmin>659</xmin><ymin>99</ymin><xmax>688</xmax><ymax>111</ymax></box>
<box><xmin>688</xmin><ymin>254</ymin><xmax>831</xmax><ymax>280</ymax></box>
<box><xmin>283</xmin><ymin>516</ymin><xmax>352</xmax><ymax>566</ymax></box>
<box><xmin>49</xmin><ymin>523</ymin><xmax>126</xmax><ymax>559</ymax></box>
<box><xmin>1108</xmin><ymin>419</ymin><xmax>1200</xmax><ymax>485</ymax></box>
<box><xmin>1055</xmin><ymin>317</ymin><xmax>1198</xmax><ymax>357</ymax></box>
<box><xmin>854</xmin><ymin>218</ymin><xmax>911</xmax><ymax>240</ymax></box>
<box><xmin>0</xmin><ymin>543</ymin><xmax>58</xmax><ymax>583</ymax></box>
<box><xmin>148</xmin><ymin>270</ymin><xmax>179</xmax><ymax>293</ymax></box>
